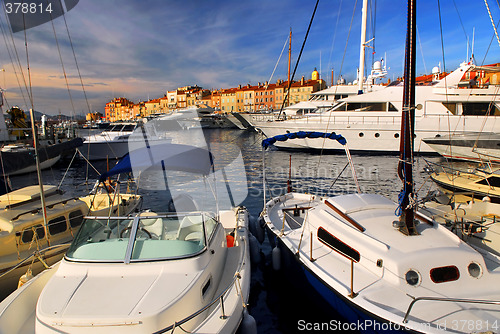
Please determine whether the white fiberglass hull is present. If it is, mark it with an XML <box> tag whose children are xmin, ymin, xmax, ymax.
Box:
<box><xmin>423</xmin><ymin>132</ymin><xmax>500</xmax><ymax>163</ymax></box>
<box><xmin>0</xmin><ymin>208</ymin><xmax>251</xmax><ymax>334</ymax></box>
<box><xmin>262</xmin><ymin>192</ymin><xmax>500</xmax><ymax>333</ymax></box>
<box><xmin>80</xmin><ymin>139</ymin><xmax>169</xmax><ymax>161</ymax></box>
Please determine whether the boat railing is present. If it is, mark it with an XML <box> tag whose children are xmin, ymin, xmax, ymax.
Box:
<box><xmin>153</xmin><ymin>216</ymin><xmax>248</xmax><ymax>334</ymax></box>
<box><xmin>403</xmin><ymin>296</ymin><xmax>500</xmax><ymax>323</ymax></box>
<box><xmin>0</xmin><ymin>243</ymin><xmax>70</xmax><ymax>279</ymax></box>
<box><xmin>10</xmin><ymin>197</ymin><xmax>79</xmax><ymax>221</ymax></box>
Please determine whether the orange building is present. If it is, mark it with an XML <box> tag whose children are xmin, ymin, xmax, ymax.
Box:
<box><xmin>105</xmin><ymin>97</ymin><xmax>134</xmax><ymax>122</ymax></box>
<box><xmin>254</xmin><ymin>82</ymin><xmax>276</xmax><ymax>111</ymax></box>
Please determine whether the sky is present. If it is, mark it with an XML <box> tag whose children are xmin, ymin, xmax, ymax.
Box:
<box><xmin>0</xmin><ymin>0</ymin><xmax>499</xmax><ymax>116</ymax></box>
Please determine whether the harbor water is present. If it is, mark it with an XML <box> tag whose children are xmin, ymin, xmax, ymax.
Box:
<box><xmin>5</xmin><ymin>128</ymin><xmax>444</xmax><ymax>333</ymax></box>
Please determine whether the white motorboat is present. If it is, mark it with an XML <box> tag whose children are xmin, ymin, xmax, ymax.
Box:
<box><xmin>0</xmin><ymin>207</ymin><xmax>252</xmax><ymax>334</ymax></box>
<box><xmin>0</xmin><ymin>183</ymin><xmax>142</xmax><ymax>299</ymax></box>
<box><xmin>259</xmin><ymin>1</ymin><xmax>500</xmax><ymax>331</ymax></box>
<box><xmin>80</xmin><ymin>123</ymin><xmax>170</xmax><ymax>161</ymax></box>
<box><xmin>423</xmin><ymin>132</ymin><xmax>500</xmax><ymax>163</ymax></box>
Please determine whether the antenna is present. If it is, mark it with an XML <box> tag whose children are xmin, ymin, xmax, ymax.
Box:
<box><xmin>471</xmin><ymin>27</ymin><xmax>475</xmax><ymax>64</ymax></box>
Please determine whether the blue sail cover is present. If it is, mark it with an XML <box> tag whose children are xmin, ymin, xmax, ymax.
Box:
<box><xmin>261</xmin><ymin>131</ymin><xmax>347</xmax><ymax>149</ymax></box>
<box><xmin>99</xmin><ymin>143</ymin><xmax>213</xmax><ymax>182</ymax></box>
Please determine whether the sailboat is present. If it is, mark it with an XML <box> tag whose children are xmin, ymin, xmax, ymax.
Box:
<box><xmin>259</xmin><ymin>0</ymin><xmax>500</xmax><ymax>331</ymax></box>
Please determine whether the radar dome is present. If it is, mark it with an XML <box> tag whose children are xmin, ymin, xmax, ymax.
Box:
<box><xmin>373</xmin><ymin>61</ymin><xmax>382</xmax><ymax>71</ymax></box>
<box><xmin>432</xmin><ymin>66</ymin><xmax>440</xmax><ymax>74</ymax></box>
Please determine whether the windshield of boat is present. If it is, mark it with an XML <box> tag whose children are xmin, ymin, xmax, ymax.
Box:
<box><xmin>65</xmin><ymin>213</ymin><xmax>219</xmax><ymax>262</ymax></box>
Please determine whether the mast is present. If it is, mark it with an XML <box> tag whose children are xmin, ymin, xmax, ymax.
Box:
<box><xmin>287</xmin><ymin>28</ymin><xmax>292</xmax><ymax>107</ymax></box>
<box><xmin>30</xmin><ymin>109</ymin><xmax>51</xmax><ymax>246</ymax></box>
<box><xmin>357</xmin><ymin>0</ymin><xmax>368</xmax><ymax>94</ymax></box>
<box><xmin>397</xmin><ymin>0</ymin><xmax>417</xmax><ymax>236</ymax></box>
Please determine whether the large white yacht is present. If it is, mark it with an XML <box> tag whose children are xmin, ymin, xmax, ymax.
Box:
<box><xmin>80</xmin><ymin>123</ymin><xmax>170</xmax><ymax>161</ymax></box>
<box><xmin>253</xmin><ymin>62</ymin><xmax>500</xmax><ymax>153</ymax></box>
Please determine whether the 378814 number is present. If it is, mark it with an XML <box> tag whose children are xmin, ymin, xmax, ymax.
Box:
<box><xmin>5</xmin><ymin>2</ymin><xmax>53</xmax><ymax>14</ymax></box>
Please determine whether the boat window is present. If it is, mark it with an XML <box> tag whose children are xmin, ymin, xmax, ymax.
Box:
<box><xmin>66</xmin><ymin>213</ymin><xmax>213</xmax><ymax>262</ymax></box>
<box><xmin>442</xmin><ymin>103</ymin><xmax>457</xmax><ymax>115</ymax></box>
<box><xmin>462</xmin><ymin>103</ymin><xmax>500</xmax><ymax>116</ymax></box>
<box><xmin>109</xmin><ymin>125</ymin><xmax>120</xmax><ymax>132</ymax></box>
<box><xmin>21</xmin><ymin>224</ymin><xmax>45</xmax><ymax>243</ymax></box>
<box><xmin>476</xmin><ymin>176</ymin><xmax>500</xmax><ymax>187</ymax></box>
<box><xmin>344</xmin><ymin>102</ymin><xmax>396</xmax><ymax>112</ymax></box>
<box><xmin>121</xmin><ymin>125</ymin><xmax>136</xmax><ymax>132</ymax></box>
<box><xmin>48</xmin><ymin>216</ymin><xmax>68</xmax><ymax>235</ymax></box>
<box><xmin>204</xmin><ymin>217</ymin><xmax>218</xmax><ymax>243</ymax></box>
<box><xmin>69</xmin><ymin>210</ymin><xmax>84</xmax><ymax>228</ymax></box>
<box><xmin>430</xmin><ymin>265</ymin><xmax>460</xmax><ymax>283</ymax></box>
<box><xmin>317</xmin><ymin>227</ymin><xmax>360</xmax><ymax>262</ymax></box>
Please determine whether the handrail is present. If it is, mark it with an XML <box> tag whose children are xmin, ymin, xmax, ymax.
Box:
<box><xmin>4</xmin><ymin>189</ymin><xmax>65</xmax><ymax>210</ymax></box>
<box><xmin>153</xmin><ymin>216</ymin><xmax>248</xmax><ymax>334</ymax></box>
<box><xmin>10</xmin><ymin>197</ymin><xmax>79</xmax><ymax>221</ymax></box>
<box><xmin>403</xmin><ymin>296</ymin><xmax>500</xmax><ymax>323</ymax></box>
<box><xmin>325</xmin><ymin>200</ymin><xmax>365</xmax><ymax>232</ymax></box>
<box><xmin>0</xmin><ymin>243</ymin><xmax>70</xmax><ymax>278</ymax></box>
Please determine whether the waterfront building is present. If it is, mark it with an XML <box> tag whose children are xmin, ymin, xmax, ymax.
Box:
<box><xmin>144</xmin><ymin>98</ymin><xmax>161</xmax><ymax>117</ymax></box>
<box><xmin>242</xmin><ymin>84</ymin><xmax>256</xmax><ymax>112</ymax></box>
<box><xmin>254</xmin><ymin>82</ymin><xmax>276</xmax><ymax>111</ymax></box>
<box><xmin>166</xmin><ymin>90</ymin><xmax>178</xmax><ymax>110</ymax></box>
<box><xmin>105</xmin><ymin>97</ymin><xmax>134</xmax><ymax>122</ymax></box>
<box><xmin>220</xmin><ymin>88</ymin><xmax>237</xmax><ymax>113</ymax></box>
<box><xmin>86</xmin><ymin>112</ymin><xmax>103</xmax><ymax>121</ymax></box>
<box><xmin>132</xmin><ymin>101</ymin><xmax>146</xmax><ymax>118</ymax></box>
<box><xmin>211</xmin><ymin>90</ymin><xmax>221</xmax><ymax>111</ymax></box>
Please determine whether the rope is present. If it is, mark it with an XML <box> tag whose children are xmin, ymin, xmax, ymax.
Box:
<box><xmin>484</xmin><ymin>0</ymin><xmax>500</xmax><ymax>47</ymax></box>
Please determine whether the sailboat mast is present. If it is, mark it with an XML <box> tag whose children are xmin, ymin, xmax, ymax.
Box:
<box><xmin>288</xmin><ymin>28</ymin><xmax>292</xmax><ymax>107</ymax></box>
<box><xmin>357</xmin><ymin>0</ymin><xmax>368</xmax><ymax>94</ymax></box>
<box><xmin>398</xmin><ymin>0</ymin><xmax>417</xmax><ymax>235</ymax></box>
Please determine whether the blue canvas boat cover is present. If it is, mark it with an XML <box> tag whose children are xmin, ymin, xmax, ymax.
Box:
<box><xmin>261</xmin><ymin>131</ymin><xmax>347</xmax><ymax>149</ymax></box>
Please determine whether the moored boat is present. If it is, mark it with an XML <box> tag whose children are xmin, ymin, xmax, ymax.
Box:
<box><xmin>429</xmin><ymin>165</ymin><xmax>500</xmax><ymax>203</ymax></box>
<box><xmin>0</xmin><ymin>183</ymin><xmax>142</xmax><ymax>299</ymax></box>
<box><xmin>259</xmin><ymin>0</ymin><xmax>500</xmax><ymax>331</ymax></box>
<box><xmin>0</xmin><ymin>141</ymin><xmax>255</xmax><ymax>334</ymax></box>
<box><xmin>423</xmin><ymin>132</ymin><xmax>500</xmax><ymax>163</ymax></box>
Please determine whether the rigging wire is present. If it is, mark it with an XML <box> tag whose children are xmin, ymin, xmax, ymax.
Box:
<box><xmin>48</xmin><ymin>11</ymin><xmax>77</xmax><ymax>120</ymax></box>
<box><xmin>0</xmin><ymin>2</ymin><xmax>30</xmax><ymax>109</ymax></box>
<box><xmin>326</xmin><ymin>0</ymin><xmax>344</xmax><ymax>82</ymax></box>
<box><xmin>266</xmin><ymin>33</ymin><xmax>289</xmax><ymax>91</ymax></box>
<box><xmin>480</xmin><ymin>17</ymin><xmax>500</xmax><ymax>65</ymax></box>
<box><xmin>452</xmin><ymin>0</ymin><xmax>473</xmax><ymax>58</ymax></box>
<box><xmin>315</xmin><ymin>0</ymin><xmax>358</xmax><ymax>175</ymax></box>
<box><xmin>278</xmin><ymin>0</ymin><xmax>320</xmax><ymax>119</ymax></box>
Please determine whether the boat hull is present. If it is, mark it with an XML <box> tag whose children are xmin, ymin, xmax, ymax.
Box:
<box><xmin>271</xmin><ymin>233</ymin><xmax>407</xmax><ymax>334</ymax></box>
<box><xmin>423</xmin><ymin>132</ymin><xmax>500</xmax><ymax>163</ymax></box>
<box><xmin>80</xmin><ymin>139</ymin><xmax>168</xmax><ymax>161</ymax></box>
<box><xmin>253</xmin><ymin>110</ymin><xmax>500</xmax><ymax>153</ymax></box>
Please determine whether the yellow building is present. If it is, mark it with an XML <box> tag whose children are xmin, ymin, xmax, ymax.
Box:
<box><xmin>220</xmin><ymin>88</ymin><xmax>237</xmax><ymax>113</ymax></box>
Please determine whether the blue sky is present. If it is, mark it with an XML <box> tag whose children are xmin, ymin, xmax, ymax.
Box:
<box><xmin>0</xmin><ymin>0</ymin><xmax>499</xmax><ymax>116</ymax></box>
